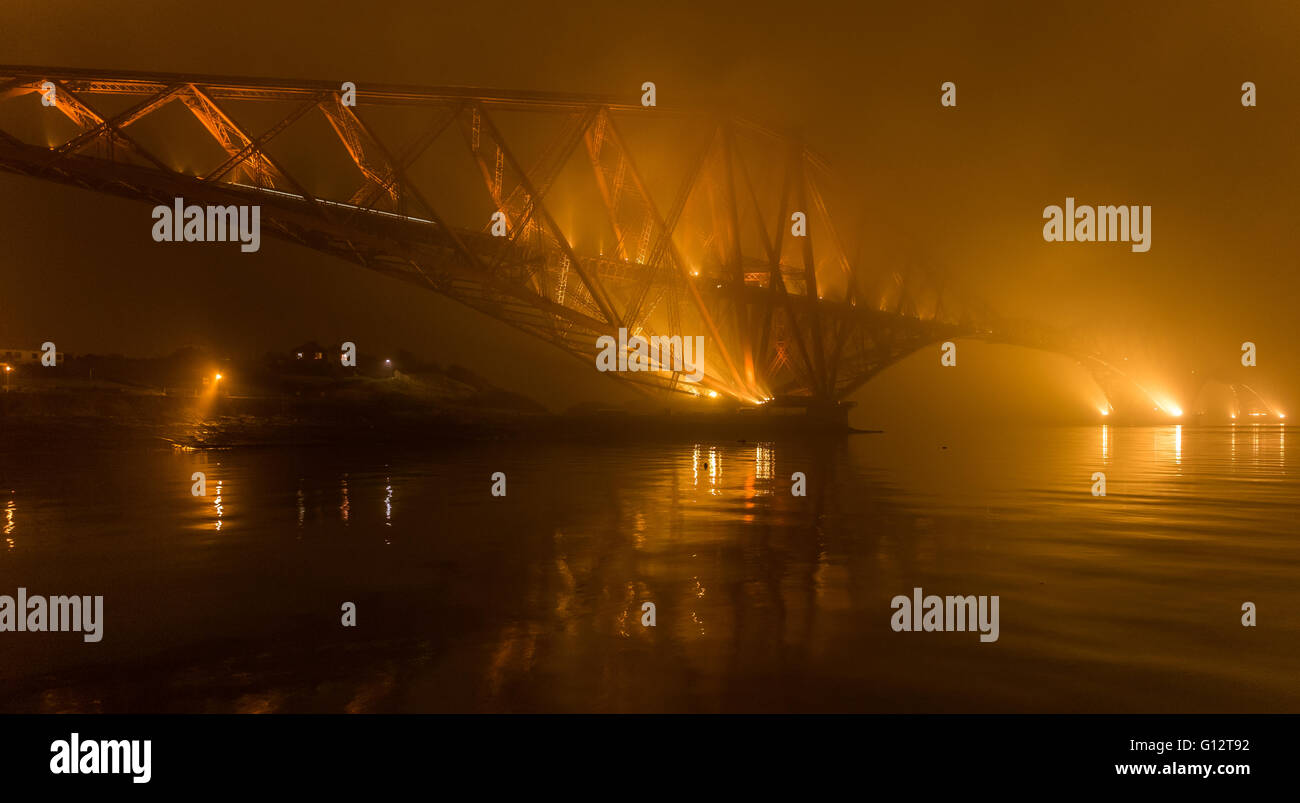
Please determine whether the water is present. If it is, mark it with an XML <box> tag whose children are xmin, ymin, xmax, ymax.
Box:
<box><xmin>1</xmin><ymin>423</ymin><xmax>1295</xmax><ymax>713</ymax></box>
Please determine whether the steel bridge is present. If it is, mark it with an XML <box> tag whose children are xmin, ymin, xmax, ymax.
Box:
<box><xmin>0</xmin><ymin>65</ymin><xmax>1124</xmax><ymax>408</ymax></box>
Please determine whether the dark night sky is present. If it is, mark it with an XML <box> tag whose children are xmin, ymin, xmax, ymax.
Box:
<box><xmin>0</xmin><ymin>1</ymin><xmax>1296</xmax><ymax>421</ymax></box>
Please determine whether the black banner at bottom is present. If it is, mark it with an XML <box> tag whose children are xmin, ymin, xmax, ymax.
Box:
<box><xmin>0</xmin><ymin>714</ymin><xmax>1285</xmax><ymax>790</ymax></box>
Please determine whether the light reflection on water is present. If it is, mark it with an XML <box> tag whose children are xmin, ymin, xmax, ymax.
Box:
<box><xmin>0</xmin><ymin>424</ymin><xmax>1295</xmax><ymax>713</ymax></box>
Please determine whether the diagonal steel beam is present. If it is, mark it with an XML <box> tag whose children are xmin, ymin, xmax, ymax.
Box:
<box><xmin>603</xmin><ymin>116</ymin><xmax>749</xmax><ymax>396</ymax></box>
<box><xmin>49</xmin><ymin>82</ymin><xmax>172</xmax><ymax>172</ymax></box>
<box><xmin>184</xmin><ymin>84</ymin><xmax>322</xmax><ymax>212</ymax></box>
<box><xmin>54</xmin><ymin>84</ymin><xmax>185</xmax><ymax>158</ymax></box>
<box><xmin>473</xmin><ymin>104</ymin><xmax>620</xmax><ymax>327</ymax></box>
<box><xmin>207</xmin><ymin>92</ymin><xmax>328</xmax><ymax>183</ymax></box>
<box><xmin>347</xmin><ymin>103</ymin><xmax>461</xmax><ymax>216</ymax></box>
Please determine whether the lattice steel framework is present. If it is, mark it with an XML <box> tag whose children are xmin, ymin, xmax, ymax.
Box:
<box><xmin>0</xmin><ymin>65</ymin><xmax>973</xmax><ymax>403</ymax></box>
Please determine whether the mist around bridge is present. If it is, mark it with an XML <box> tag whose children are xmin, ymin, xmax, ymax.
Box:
<box><xmin>0</xmin><ymin>0</ymin><xmax>1295</xmax><ymax>429</ymax></box>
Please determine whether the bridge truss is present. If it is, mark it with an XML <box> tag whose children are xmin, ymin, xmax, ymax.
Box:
<box><xmin>0</xmin><ymin>65</ymin><xmax>971</xmax><ymax>404</ymax></box>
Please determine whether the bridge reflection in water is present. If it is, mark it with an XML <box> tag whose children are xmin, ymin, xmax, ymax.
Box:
<box><xmin>0</xmin><ymin>424</ymin><xmax>1294</xmax><ymax>713</ymax></box>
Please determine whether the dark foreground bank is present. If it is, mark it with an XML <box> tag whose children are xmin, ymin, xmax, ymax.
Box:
<box><xmin>0</xmin><ymin>384</ymin><xmax>867</xmax><ymax>448</ymax></box>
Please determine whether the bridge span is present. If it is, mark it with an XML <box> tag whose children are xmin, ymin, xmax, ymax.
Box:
<box><xmin>0</xmin><ymin>65</ymin><xmax>1209</xmax><ymax>418</ymax></box>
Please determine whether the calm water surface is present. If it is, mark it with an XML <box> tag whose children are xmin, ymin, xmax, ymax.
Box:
<box><xmin>1</xmin><ymin>423</ymin><xmax>1296</xmax><ymax>712</ymax></box>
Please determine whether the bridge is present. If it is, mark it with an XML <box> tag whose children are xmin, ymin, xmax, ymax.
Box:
<box><xmin>0</xmin><ymin>65</ymin><xmax>1254</xmax><ymax>419</ymax></box>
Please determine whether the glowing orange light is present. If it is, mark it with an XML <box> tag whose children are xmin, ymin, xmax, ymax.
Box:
<box><xmin>215</xmin><ymin>373</ymin><xmax>223</xmax><ymax>381</ymax></box>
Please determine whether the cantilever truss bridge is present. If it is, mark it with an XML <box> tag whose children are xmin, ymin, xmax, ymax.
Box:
<box><xmin>0</xmin><ymin>65</ymin><xmax>985</xmax><ymax>404</ymax></box>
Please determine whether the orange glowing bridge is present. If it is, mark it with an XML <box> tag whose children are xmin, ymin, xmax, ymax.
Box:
<box><xmin>0</xmin><ymin>65</ymin><xmax>1122</xmax><ymax>408</ymax></box>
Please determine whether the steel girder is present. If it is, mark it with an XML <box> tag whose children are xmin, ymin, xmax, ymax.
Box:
<box><xmin>0</xmin><ymin>65</ymin><xmax>974</xmax><ymax>403</ymax></box>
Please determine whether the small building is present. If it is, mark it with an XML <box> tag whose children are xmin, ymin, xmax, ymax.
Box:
<box><xmin>291</xmin><ymin>341</ymin><xmax>326</xmax><ymax>362</ymax></box>
<box><xmin>0</xmin><ymin>346</ymin><xmax>63</xmax><ymax>365</ymax></box>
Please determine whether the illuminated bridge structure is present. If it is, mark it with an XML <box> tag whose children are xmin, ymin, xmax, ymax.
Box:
<box><xmin>0</xmin><ymin>65</ymin><xmax>1130</xmax><ymax>410</ymax></box>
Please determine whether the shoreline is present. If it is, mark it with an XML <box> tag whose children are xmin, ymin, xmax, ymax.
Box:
<box><xmin>1</xmin><ymin>388</ymin><xmax>872</xmax><ymax>449</ymax></box>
